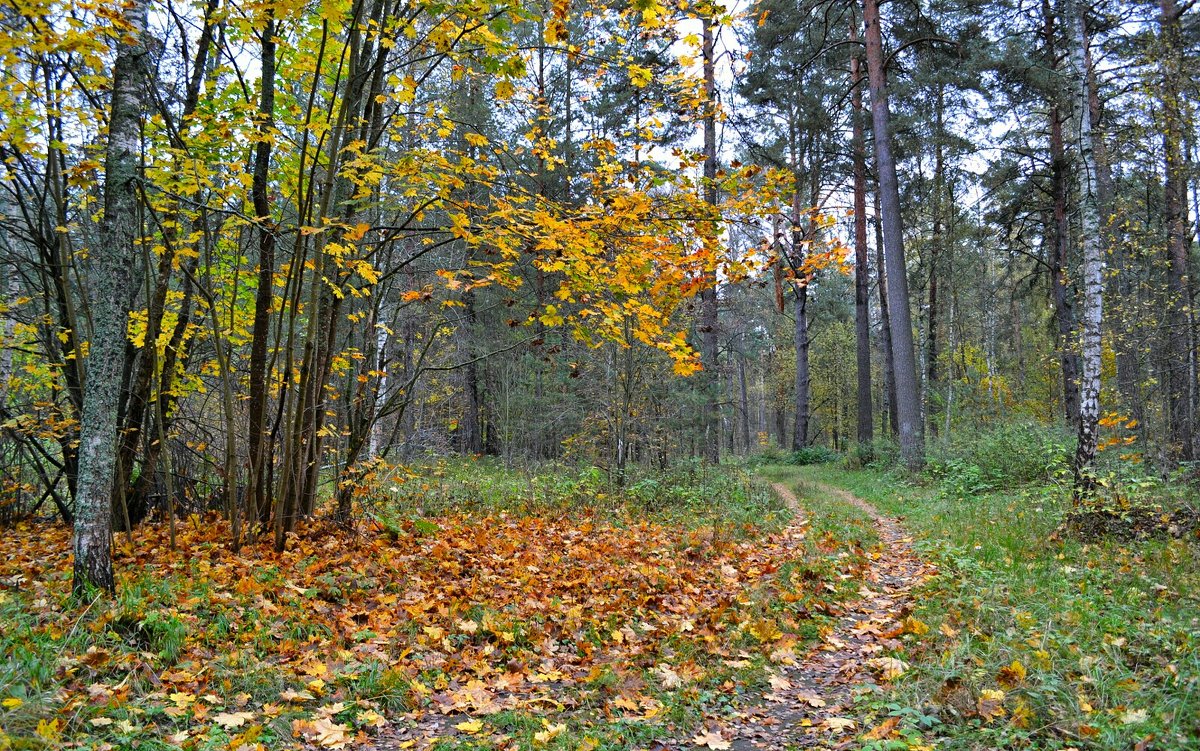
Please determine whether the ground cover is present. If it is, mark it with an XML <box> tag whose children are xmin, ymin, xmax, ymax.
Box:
<box><xmin>790</xmin><ymin>463</ymin><xmax>1200</xmax><ymax>751</ymax></box>
<box><xmin>0</xmin><ymin>462</ymin><xmax>871</xmax><ymax>751</ymax></box>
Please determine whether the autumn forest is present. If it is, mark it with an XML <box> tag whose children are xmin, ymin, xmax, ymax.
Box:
<box><xmin>1</xmin><ymin>0</ymin><xmax>1199</xmax><ymax>748</ymax></box>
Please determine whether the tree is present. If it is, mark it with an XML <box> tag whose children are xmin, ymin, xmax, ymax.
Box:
<box><xmin>1066</xmin><ymin>0</ymin><xmax>1102</xmax><ymax>492</ymax></box>
<box><xmin>72</xmin><ymin>0</ymin><xmax>150</xmax><ymax>595</ymax></box>
<box><xmin>1159</xmin><ymin>0</ymin><xmax>1193</xmax><ymax>461</ymax></box>
<box><xmin>850</xmin><ymin>20</ymin><xmax>873</xmax><ymax>448</ymax></box>
<box><xmin>862</xmin><ymin>0</ymin><xmax>924</xmax><ymax>469</ymax></box>
<box><xmin>699</xmin><ymin>9</ymin><xmax>721</xmax><ymax>463</ymax></box>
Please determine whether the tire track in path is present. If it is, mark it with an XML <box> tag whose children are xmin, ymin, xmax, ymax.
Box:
<box><xmin>719</xmin><ymin>478</ymin><xmax>933</xmax><ymax>750</ymax></box>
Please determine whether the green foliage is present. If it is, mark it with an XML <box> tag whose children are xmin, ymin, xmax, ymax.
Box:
<box><xmin>926</xmin><ymin>423</ymin><xmax>1073</xmax><ymax>497</ymax></box>
<box><xmin>748</xmin><ymin>445</ymin><xmax>840</xmax><ymax>468</ymax></box>
<box><xmin>380</xmin><ymin>458</ymin><xmax>788</xmax><ymax>533</ymax></box>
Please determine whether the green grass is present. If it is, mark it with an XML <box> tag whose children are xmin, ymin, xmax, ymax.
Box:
<box><xmin>774</xmin><ymin>463</ymin><xmax>1200</xmax><ymax>751</ymax></box>
<box><xmin>373</xmin><ymin>457</ymin><xmax>790</xmax><ymax>535</ymax></box>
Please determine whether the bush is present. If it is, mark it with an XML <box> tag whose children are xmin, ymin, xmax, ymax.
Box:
<box><xmin>784</xmin><ymin>445</ymin><xmax>839</xmax><ymax>466</ymax></box>
<box><xmin>927</xmin><ymin>423</ymin><xmax>1073</xmax><ymax>496</ymax></box>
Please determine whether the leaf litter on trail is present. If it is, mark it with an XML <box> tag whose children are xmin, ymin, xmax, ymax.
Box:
<box><xmin>0</xmin><ymin>502</ymin><xmax>844</xmax><ymax>749</ymax></box>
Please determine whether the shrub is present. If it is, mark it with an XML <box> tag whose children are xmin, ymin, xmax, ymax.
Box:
<box><xmin>784</xmin><ymin>445</ymin><xmax>839</xmax><ymax>466</ymax></box>
<box><xmin>927</xmin><ymin>422</ymin><xmax>1073</xmax><ymax>496</ymax></box>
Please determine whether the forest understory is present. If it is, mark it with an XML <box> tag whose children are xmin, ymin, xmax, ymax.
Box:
<box><xmin>3</xmin><ymin>454</ymin><xmax>1198</xmax><ymax>751</ymax></box>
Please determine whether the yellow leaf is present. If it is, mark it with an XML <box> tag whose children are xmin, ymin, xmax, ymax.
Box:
<box><xmin>495</xmin><ymin>80</ymin><xmax>515</xmax><ymax>100</ymax></box>
<box><xmin>997</xmin><ymin>659</ymin><xmax>1026</xmax><ymax>687</ymax></box>
<box><xmin>454</xmin><ymin>719</ymin><xmax>484</xmax><ymax>734</ymax></box>
<box><xmin>628</xmin><ymin>64</ymin><xmax>652</xmax><ymax>88</ymax></box>
<box><xmin>35</xmin><ymin>719</ymin><xmax>60</xmax><ymax>741</ymax></box>
<box><xmin>1</xmin><ymin>698</ymin><xmax>21</xmax><ymax>710</ymax></box>
<box><xmin>169</xmin><ymin>692</ymin><xmax>195</xmax><ymax>707</ymax></box>
<box><xmin>821</xmin><ymin>717</ymin><xmax>856</xmax><ymax>733</ymax></box>
<box><xmin>903</xmin><ymin>616</ymin><xmax>930</xmax><ymax>635</ymax></box>
<box><xmin>534</xmin><ymin>721</ymin><xmax>566</xmax><ymax>744</ymax></box>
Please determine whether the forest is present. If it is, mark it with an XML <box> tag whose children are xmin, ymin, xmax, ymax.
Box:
<box><xmin>1</xmin><ymin>0</ymin><xmax>1199</xmax><ymax>748</ymax></box>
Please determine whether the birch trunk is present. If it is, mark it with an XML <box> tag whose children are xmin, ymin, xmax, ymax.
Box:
<box><xmin>1067</xmin><ymin>0</ymin><xmax>1103</xmax><ymax>493</ymax></box>
<box><xmin>73</xmin><ymin>0</ymin><xmax>149</xmax><ymax>595</ymax></box>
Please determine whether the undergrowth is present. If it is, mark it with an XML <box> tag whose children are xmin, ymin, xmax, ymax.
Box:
<box><xmin>785</xmin><ymin>459</ymin><xmax>1200</xmax><ymax>751</ymax></box>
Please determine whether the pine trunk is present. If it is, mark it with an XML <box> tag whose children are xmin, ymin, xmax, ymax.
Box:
<box><xmin>863</xmin><ymin>0</ymin><xmax>924</xmax><ymax>469</ymax></box>
<box><xmin>1160</xmin><ymin>0</ymin><xmax>1193</xmax><ymax>461</ymax></box>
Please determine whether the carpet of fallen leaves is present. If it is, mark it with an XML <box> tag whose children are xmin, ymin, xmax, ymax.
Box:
<box><xmin>0</xmin><ymin>505</ymin><xmax>866</xmax><ymax>750</ymax></box>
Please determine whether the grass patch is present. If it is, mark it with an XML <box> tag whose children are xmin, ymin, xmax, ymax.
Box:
<box><xmin>783</xmin><ymin>463</ymin><xmax>1200</xmax><ymax>750</ymax></box>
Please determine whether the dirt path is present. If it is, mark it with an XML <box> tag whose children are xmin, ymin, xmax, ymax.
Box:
<box><xmin>720</xmin><ymin>479</ymin><xmax>933</xmax><ymax>749</ymax></box>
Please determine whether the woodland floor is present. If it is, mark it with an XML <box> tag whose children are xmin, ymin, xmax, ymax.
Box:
<box><xmin>716</xmin><ymin>481</ymin><xmax>932</xmax><ymax>751</ymax></box>
<box><xmin>3</xmin><ymin>464</ymin><xmax>912</xmax><ymax>751</ymax></box>
<box><xmin>5</xmin><ymin>464</ymin><xmax>1197</xmax><ymax>751</ymax></box>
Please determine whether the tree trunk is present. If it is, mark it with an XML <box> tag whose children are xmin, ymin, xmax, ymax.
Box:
<box><xmin>73</xmin><ymin>0</ymin><xmax>149</xmax><ymax>596</ymax></box>
<box><xmin>461</xmin><ymin>291</ymin><xmax>484</xmax><ymax>455</ymax></box>
<box><xmin>1067</xmin><ymin>0</ymin><xmax>1103</xmax><ymax>494</ymax></box>
<box><xmin>247</xmin><ymin>10</ymin><xmax>277</xmax><ymax>530</ymax></box>
<box><xmin>863</xmin><ymin>0</ymin><xmax>924</xmax><ymax>469</ymax></box>
<box><xmin>699</xmin><ymin>15</ymin><xmax>720</xmax><ymax>463</ymax></box>
<box><xmin>926</xmin><ymin>85</ymin><xmax>945</xmax><ymax>439</ymax></box>
<box><xmin>1160</xmin><ymin>0</ymin><xmax>1193</xmax><ymax>461</ymax></box>
<box><xmin>851</xmin><ymin>22</ymin><xmax>873</xmax><ymax>448</ymax></box>
<box><xmin>1045</xmin><ymin>0</ymin><xmax>1082</xmax><ymax>429</ymax></box>
<box><xmin>791</xmin><ymin>189</ymin><xmax>810</xmax><ymax>450</ymax></box>
<box><xmin>874</xmin><ymin>187</ymin><xmax>898</xmax><ymax>438</ymax></box>
<box><xmin>738</xmin><ymin>347</ymin><xmax>752</xmax><ymax>452</ymax></box>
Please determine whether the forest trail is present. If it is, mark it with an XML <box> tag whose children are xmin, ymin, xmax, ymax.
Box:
<box><xmin>719</xmin><ymin>479</ymin><xmax>932</xmax><ymax>750</ymax></box>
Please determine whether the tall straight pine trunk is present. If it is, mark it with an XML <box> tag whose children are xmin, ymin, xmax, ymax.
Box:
<box><xmin>862</xmin><ymin>0</ymin><xmax>923</xmax><ymax>469</ymax></box>
<box><xmin>791</xmin><ymin>188</ymin><xmax>811</xmax><ymax>450</ymax></box>
<box><xmin>1160</xmin><ymin>0</ymin><xmax>1194</xmax><ymax>461</ymax></box>
<box><xmin>73</xmin><ymin>0</ymin><xmax>149</xmax><ymax>595</ymax></box>
<box><xmin>851</xmin><ymin>22</ymin><xmax>873</xmax><ymax>447</ymax></box>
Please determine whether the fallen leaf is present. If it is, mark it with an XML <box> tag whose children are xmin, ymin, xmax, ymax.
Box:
<box><xmin>977</xmin><ymin>688</ymin><xmax>1007</xmax><ymax>722</ymax></box>
<box><xmin>997</xmin><ymin>659</ymin><xmax>1026</xmax><ymax>687</ymax></box>
<box><xmin>214</xmin><ymin>711</ymin><xmax>255</xmax><ymax>729</ymax></box>
<box><xmin>534</xmin><ymin>721</ymin><xmax>566</xmax><ymax>744</ymax></box>
<box><xmin>310</xmin><ymin>717</ymin><xmax>352</xmax><ymax>749</ymax></box>
<box><xmin>862</xmin><ymin>716</ymin><xmax>900</xmax><ymax>740</ymax></box>
<box><xmin>866</xmin><ymin>656</ymin><xmax>909</xmax><ymax>681</ymax></box>
<box><xmin>692</xmin><ymin>730</ymin><xmax>732</xmax><ymax>749</ymax></box>
<box><xmin>795</xmin><ymin>690</ymin><xmax>826</xmax><ymax>707</ymax></box>
<box><xmin>821</xmin><ymin>717</ymin><xmax>856</xmax><ymax>733</ymax></box>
